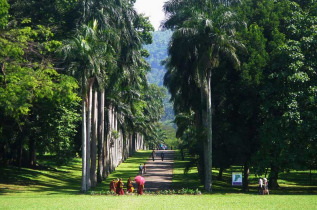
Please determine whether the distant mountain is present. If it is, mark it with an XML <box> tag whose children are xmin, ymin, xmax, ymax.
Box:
<box><xmin>144</xmin><ymin>30</ymin><xmax>174</xmax><ymax>123</ymax></box>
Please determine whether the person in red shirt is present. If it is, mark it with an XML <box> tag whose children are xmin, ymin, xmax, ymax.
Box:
<box><xmin>127</xmin><ymin>177</ymin><xmax>133</xmax><ymax>193</ymax></box>
<box><xmin>116</xmin><ymin>178</ymin><xmax>124</xmax><ymax>195</ymax></box>
<box><xmin>137</xmin><ymin>183</ymin><xmax>144</xmax><ymax>195</ymax></box>
<box><xmin>110</xmin><ymin>179</ymin><xmax>116</xmax><ymax>192</ymax></box>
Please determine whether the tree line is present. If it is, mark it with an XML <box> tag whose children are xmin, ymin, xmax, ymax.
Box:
<box><xmin>0</xmin><ymin>0</ymin><xmax>165</xmax><ymax>192</ymax></box>
<box><xmin>163</xmin><ymin>0</ymin><xmax>316</xmax><ymax>192</ymax></box>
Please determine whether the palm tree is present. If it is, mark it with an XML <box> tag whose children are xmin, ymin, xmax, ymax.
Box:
<box><xmin>163</xmin><ymin>0</ymin><xmax>245</xmax><ymax>191</ymax></box>
<box><xmin>62</xmin><ymin>20</ymin><xmax>107</xmax><ymax>192</ymax></box>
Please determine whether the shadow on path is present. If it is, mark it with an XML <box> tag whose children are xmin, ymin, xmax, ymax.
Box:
<box><xmin>142</xmin><ymin>150</ymin><xmax>174</xmax><ymax>191</ymax></box>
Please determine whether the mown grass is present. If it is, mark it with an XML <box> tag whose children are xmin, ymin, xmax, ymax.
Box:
<box><xmin>0</xmin><ymin>150</ymin><xmax>150</xmax><ymax>195</ymax></box>
<box><xmin>0</xmin><ymin>157</ymin><xmax>82</xmax><ymax>195</ymax></box>
<box><xmin>172</xmin><ymin>150</ymin><xmax>317</xmax><ymax>194</ymax></box>
<box><xmin>93</xmin><ymin>150</ymin><xmax>151</xmax><ymax>192</ymax></box>
<box><xmin>0</xmin><ymin>194</ymin><xmax>317</xmax><ymax>209</ymax></box>
<box><xmin>1</xmin><ymin>150</ymin><xmax>317</xmax><ymax>210</ymax></box>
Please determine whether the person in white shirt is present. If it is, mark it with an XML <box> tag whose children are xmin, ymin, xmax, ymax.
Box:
<box><xmin>258</xmin><ymin>178</ymin><xmax>264</xmax><ymax>195</ymax></box>
<box><xmin>263</xmin><ymin>178</ymin><xmax>269</xmax><ymax>195</ymax></box>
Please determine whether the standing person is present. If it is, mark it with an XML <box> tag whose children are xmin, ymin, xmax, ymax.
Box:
<box><xmin>110</xmin><ymin>179</ymin><xmax>116</xmax><ymax>193</ymax></box>
<box><xmin>258</xmin><ymin>178</ymin><xmax>264</xmax><ymax>195</ymax></box>
<box><xmin>116</xmin><ymin>178</ymin><xmax>124</xmax><ymax>195</ymax></box>
<box><xmin>115</xmin><ymin>178</ymin><xmax>119</xmax><ymax>190</ymax></box>
<box><xmin>161</xmin><ymin>152</ymin><xmax>164</xmax><ymax>161</ymax></box>
<box><xmin>143</xmin><ymin>163</ymin><xmax>147</xmax><ymax>174</ymax></box>
<box><xmin>115</xmin><ymin>178</ymin><xmax>120</xmax><ymax>195</ymax></box>
<box><xmin>137</xmin><ymin>183</ymin><xmax>144</xmax><ymax>195</ymax></box>
<box><xmin>127</xmin><ymin>177</ymin><xmax>133</xmax><ymax>193</ymax></box>
<box><xmin>263</xmin><ymin>178</ymin><xmax>269</xmax><ymax>195</ymax></box>
<box><xmin>152</xmin><ymin>150</ymin><xmax>155</xmax><ymax>161</ymax></box>
<box><xmin>139</xmin><ymin>164</ymin><xmax>143</xmax><ymax>175</ymax></box>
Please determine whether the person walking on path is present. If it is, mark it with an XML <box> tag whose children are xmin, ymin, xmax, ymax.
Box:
<box><xmin>143</xmin><ymin>163</ymin><xmax>147</xmax><ymax>174</ymax></box>
<box><xmin>161</xmin><ymin>152</ymin><xmax>164</xmax><ymax>161</ymax></box>
<box><xmin>139</xmin><ymin>164</ymin><xmax>143</xmax><ymax>175</ymax></box>
<box><xmin>152</xmin><ymin>150</ymin><xmax>155</xmax><ymax>161</ymax></box>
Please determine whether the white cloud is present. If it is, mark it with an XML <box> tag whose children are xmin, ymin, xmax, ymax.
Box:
<box><xmin>134</xmin><ymin>0</ymin><xmax>167</xmax><ymax>31</ymax></box>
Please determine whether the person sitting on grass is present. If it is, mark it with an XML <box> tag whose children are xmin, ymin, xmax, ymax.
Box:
<box><xmin>110</xmin><ymin>179</ymin><xmax>116</xmax><ymax>193</ymax></box>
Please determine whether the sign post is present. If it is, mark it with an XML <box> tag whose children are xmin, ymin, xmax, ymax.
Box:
<box><xmin>232</xmin><ymin>172</ymin><xmax>243</xmax><ymax>186</ymax></box>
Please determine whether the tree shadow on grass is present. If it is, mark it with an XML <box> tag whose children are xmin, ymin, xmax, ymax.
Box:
<box><xmin>0</xmin><ymin>160</ymin><xmax>82</xmax><ymax>195</ymax></box>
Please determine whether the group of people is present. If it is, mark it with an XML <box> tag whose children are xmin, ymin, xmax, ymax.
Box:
<box><xmin>258</xmin><ymin>177</ymin><xmax>269</xmax><ymax>195</ymax></box>
<box><xmin>110</xmin><ymin>177</ymin><xmax>144</xmax><ymax>195</ymax></box>
<box><xmin>139</xmin><ymin>163</ymin><xmax>147</xmax><ymax>175</ymax></box>
<box><xmin>151</xmin><ymin>150</ymin><xmax>165</xmax><ymax>161</ymax></box>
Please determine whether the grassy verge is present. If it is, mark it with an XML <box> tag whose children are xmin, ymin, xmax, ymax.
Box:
<box><xmin>0</xmin><ymin>150</ymin><xmax>151</xmax><ymax>196</ymax></box>
<box><xmin>1</xmin><ymin>150</ymin><xmax>317</xmax><ymax>209</ymax></box>
<box><xmin>1</xmin><ymin>194</ymin><xmax>317</xmax><ymax>209</ymax></box>
<box><xmin>172</xmin><ymin>150</ymin><xmax>203</xmax><ymax>190</ymax></box>
<box><xmin>0</xmin><ymin>157</ymin><xmax>82</xmax><ymax>195</ymax></box>
<box><xmin>173</xmin><ymin>150</ymin><xmax>317</xmax><ymax>194</ymax></box>
<box><xmin>93</xmin><ymin>150</ymin><xmax>151</xmax><ymax>192</ymax></box>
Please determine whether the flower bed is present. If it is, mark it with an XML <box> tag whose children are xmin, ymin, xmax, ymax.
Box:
<box><xmin>90</xmin><ymin>188</ymin><xmax>202</xmax><ymax>196</ymax></box>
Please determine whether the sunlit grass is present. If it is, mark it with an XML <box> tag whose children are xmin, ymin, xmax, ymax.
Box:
<box><xmin>0</xmin><ymin>151</ymin><xmax>151</xmax><ymax>195</ymax></box>
<box><xmin>172</xmin><ymin>150</ymin><xmax>317</xmax><ymax>194</ymax></box>
<box><xmin>1</xmin><ymin>150</ymin><xmax>317</xmax><ymax>209</ymax></box>
<box><xmin>93</xmin><ymin>150</ymin><xmax>151</xmax><ymax>192</ymax></box>
<box><xmin>1</xmin><ymin>194</ymin><xmax>317</xmax><ymax>209</ymax></box>
<box><xmin>0</xmin><ymin>158</ymin><xmax>82</xmax><ymax>195</ymax></box>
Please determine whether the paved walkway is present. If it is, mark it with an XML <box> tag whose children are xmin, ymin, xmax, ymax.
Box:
<box><xmin>142</xmin><ymin>150</ymin><xmax>174</xmax><ymax>191</ymax></box>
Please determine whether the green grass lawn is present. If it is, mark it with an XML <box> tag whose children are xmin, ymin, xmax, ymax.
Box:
<box><xmin>0</xmin><ymin>157</ymin><xmax>82</xmax><ymax>195</ymax></box>
<box><xmin>172</xmin><ymin>150</ymin><xmax>317</xmax><ymax>194</ymax></box>
<box><xmin>0</xmin><ymin>150</ymin><xmax>151</xmax><ymax>196</ymax></box>
<box><xmin>0</xmin><ymin>194</ymin><xmax>316</xmax><ymax>209</ymax></box>
<box><xmin>1</xmin><ymin>150</ymin><xmax>317</xmax><ymax>209</ymax></box>
<box><xmin>93</xmin><ymin>150</ymin><xmax>151</xmax><ymax>192</ymax></box>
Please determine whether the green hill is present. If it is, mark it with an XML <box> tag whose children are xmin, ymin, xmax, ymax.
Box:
<box><xmin>145</xmin><ymin>30</ymin><xmax>174</xmax><ymax>124</ymax></box>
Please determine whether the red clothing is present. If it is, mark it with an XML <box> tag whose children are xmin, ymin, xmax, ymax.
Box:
<box><xmin>127</xmin><ymin>179</ymin><xmax>133</xmax><ymax>192</ymax></box>
<box><xmin>110</xmin><ymin>181</ymin><xmax>116</xmax><ymax>192</ymax></box>
<box><xmin>116</xmin><ymin>181</ymin><xmax>124</xmax><ymax>195</ymax></box>
<box><xmin>137</xmin><ymin>184</ymin><xmax>144</xmax><ymax>195</ymax></box>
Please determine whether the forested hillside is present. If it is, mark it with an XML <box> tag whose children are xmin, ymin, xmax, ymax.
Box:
<box><xmin>145</xmin><ymin>30</ymin><xmax>174</xmax><ymax>123</ymax></box>
<box><xmin>145</xmin><ymin>30</ymin><xmax>172</xmax><ymax>86</ymax></box>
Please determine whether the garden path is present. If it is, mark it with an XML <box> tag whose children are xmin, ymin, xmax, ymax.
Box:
<box><xmin>141</xmin><ymin>150</ymin><xmax>174</xmax><ymax>191</ymax></box>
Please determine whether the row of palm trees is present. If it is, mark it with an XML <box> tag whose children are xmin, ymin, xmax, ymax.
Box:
<box><xmin>163</xmin><ymin>0</ymin><xmax>244</xmax><ymax>192</ymax></box>
<box><xmin>62</xmin><ymin>0</ymin><xmax>164</xmax><ymax>192</ymax></box>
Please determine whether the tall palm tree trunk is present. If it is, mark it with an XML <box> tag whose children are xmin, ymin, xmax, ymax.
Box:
<box><xmin>103</xmin><ymin>104</ymin><xmax>111</xmax><ymax>178</ymax></box>
<box><xmin>97</xmin><ymin>90</ymin><xmax>105</xmax><ymax>183</ymax></box>
<box><xmin>205</xmin><ymin>70</ymin><xmax>213</xmax><ymax>192</ymax></box>
<box><xmin>90</xmin><ymin>90</ymin><xmax>98</xmax><ymax>187</ymax></box>
<box><xmin>86</xmin><ymin>78</ymin><xmax>94</xmax><ymax>190</ymax></box>
<box><xmin>81</xmin><ymin>78</ymin><xmax>87</xmax><ymax>192</ymax></box>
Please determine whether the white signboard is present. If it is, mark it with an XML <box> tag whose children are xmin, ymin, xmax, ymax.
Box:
<box><xmin>232</xmin><ymin>172</ymin><xmax>243</xmax><ymax>186</ymax></box>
